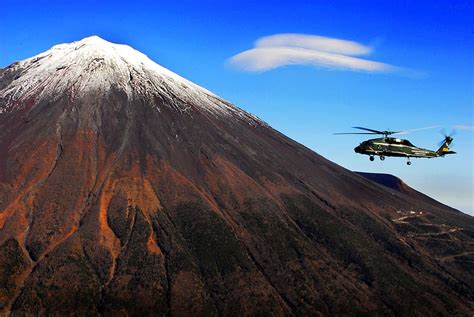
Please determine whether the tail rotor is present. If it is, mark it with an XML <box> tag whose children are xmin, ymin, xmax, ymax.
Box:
<box><xmin>436</xmin><ymin>129</ymin><xmax>456</xmax><ymax>156</ymax></box>
<box><xmin>438</xmin><ymin>129</ymin><xmax>456</xmax><ymax>148</ymax></box>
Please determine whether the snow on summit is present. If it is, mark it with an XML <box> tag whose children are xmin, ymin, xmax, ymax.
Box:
<box><xmin>0</xmin><ymin>36</ymin><xmax>262</xmax><ymax>123</ymax></box>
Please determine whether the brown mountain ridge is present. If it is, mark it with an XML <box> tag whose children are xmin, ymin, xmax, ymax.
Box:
<box><xmin>0</xmin><ymin>36</ymin><xmax>473</xmax><ymax>316</ymax></box>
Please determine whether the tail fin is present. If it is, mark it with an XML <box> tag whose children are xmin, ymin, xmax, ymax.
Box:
<box><xmin>436</xmin><ymin>136</ymin><xmax>456</xmax><ymax>156</ymax></box>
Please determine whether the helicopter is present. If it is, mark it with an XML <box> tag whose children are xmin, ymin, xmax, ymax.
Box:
<box><xmin>335</xmin><ymin>127</ymin><xmax>456</xmax><ymax>165</ymax></box>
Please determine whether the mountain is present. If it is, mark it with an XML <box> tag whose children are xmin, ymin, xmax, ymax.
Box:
<box><xmin>356</xmin><ymin>172</ymin><xmax>456</xmax><ymax>208</ymax></box>
<box><xmin>356</xmin><ymin>172</ymin><xmax>410</xmax><ymax>192</ymax></box>
<box><xmin>0</xmin><ymin>36</ymin><xmax>473</xmax><ymax>316</ymax></box>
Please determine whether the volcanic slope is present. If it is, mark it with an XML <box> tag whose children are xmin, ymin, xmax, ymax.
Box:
<box><xmin>0</xmin><ymin>36</ymin><xmax>473</xmax><ymax>316</ymax></box>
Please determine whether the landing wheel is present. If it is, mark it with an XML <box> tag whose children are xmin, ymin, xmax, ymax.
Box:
<box><xmin>407</xmin><ymin>161</ymin><xmax>412</xmax><ymax>165</ymax></box>
<box><xmin>380</xmin><ymin>155</ymin><xmax>385</xmax><ymax>161</ymax></box>
<box><xmin>369</xmin><ymin>156</ymin><xmax>375</xmax><ymax>161</ymax></box>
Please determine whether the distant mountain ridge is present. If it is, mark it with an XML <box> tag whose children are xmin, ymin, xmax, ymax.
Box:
<box><xmin>356</xmin><ymin>172</ymin><xmax>459</xmax><ymax>211</ymax></box>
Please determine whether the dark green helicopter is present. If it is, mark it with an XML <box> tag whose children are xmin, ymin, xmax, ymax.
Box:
<box><xmin>335</xmin><ymin>127</ymin><xmax>456</xmax><ymax>165</ymax></box>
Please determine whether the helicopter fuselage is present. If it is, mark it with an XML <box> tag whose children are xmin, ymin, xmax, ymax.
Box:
<box><xmin>335</xmin><ymin>126</ymin><xmax>456</xmax><ymax>165</ymax></box>
<box><xmin>354</xmin><ymin>137</ymin><xmax>450</xmax><ymax>159</ymax></box>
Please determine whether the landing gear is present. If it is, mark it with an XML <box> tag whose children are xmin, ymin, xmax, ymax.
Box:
<box><xmin>406</xmin><ymin>158</ymin><xmax>412</xmax><ymax>165</ymax></box>
<box><xmin>380</xmin><ymin>155</ymin><xmax>385</xmax><ymax>161</ymax></box>
<box><xmin>369</xmin><ymin>155</ymin><xmax>375</xmax><ymax>161</ymax></box>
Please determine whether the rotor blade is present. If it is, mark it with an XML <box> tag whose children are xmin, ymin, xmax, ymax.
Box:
<box><xmin>453</xmin><ymin>125</ymin><xmax>474</xmax><ymax>131</ymax></box>
<box><xmin>438</xmin><ymin>137</ymin><xmax>455</xmax><ymax>148</ymax></box>
<box><xmin>439</xmin><ymin>128</ymin><xmax>457</xmax><ymax>138</ymax></box>
<box><xmin>352</xmin><ymin>127</ymin><xmax>384</xmax><ymax>134</ymax></box>
<box><xmin>396</xmin><ymin>125</ymin><xmax>440</xmax><ymax>135</ymax></box>
<box><xmin>334</xmin><ymin>132</ymin><xmax>378</xmax><ymax>135</ymax></box>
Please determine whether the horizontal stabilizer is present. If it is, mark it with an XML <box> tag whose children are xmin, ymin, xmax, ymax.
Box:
<box><xmin>442</xmin><ymin>150</ymin><xmax>456</xmax><ymax>155</ymax></box>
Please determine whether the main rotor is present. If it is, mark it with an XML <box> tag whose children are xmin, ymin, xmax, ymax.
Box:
<box><xmin>334</xmin><ymin>126</ymin><xmax>439</xmax><ymax>138</ymax></box>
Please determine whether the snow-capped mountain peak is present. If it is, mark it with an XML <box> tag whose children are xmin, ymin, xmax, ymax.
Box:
<box><xmin>0</xmin><ymin>36</ymin><xmax>262</xmax><ymax>124</ymax></box>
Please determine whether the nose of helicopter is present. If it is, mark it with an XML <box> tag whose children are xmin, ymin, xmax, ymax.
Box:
<box><xmin>354</xmin><ymin>145</ymin><xmax>362</xmax><ymax>153</ymax></box>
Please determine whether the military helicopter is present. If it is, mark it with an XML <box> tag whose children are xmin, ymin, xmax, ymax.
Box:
<box><xmin>335</xmin><ymin>127</ymin><xmax>456</xmax><ymax>165</ymax></box>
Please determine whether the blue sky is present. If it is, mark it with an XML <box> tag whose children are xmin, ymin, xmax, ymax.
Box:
<box><xmin>1</xmin><ymin>0</ymin><xmax>473</xmax><ymax>214</ymax></box>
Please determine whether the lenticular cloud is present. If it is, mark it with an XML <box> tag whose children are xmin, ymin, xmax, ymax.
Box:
<box><xmin>256</xmin><ymin>34</ymin><xmax>371</xmax><ymax>56</ymax></box>
<box><xmin>228</xmin><ymin>33</ymin><xmax>397</xmax><ymax>73</ymax></box>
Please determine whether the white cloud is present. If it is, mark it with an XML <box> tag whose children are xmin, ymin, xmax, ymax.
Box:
<box><xmin>228</xmin><ymin>33</ymin><xmax>398</xmax><ymax>73</ymax></box>
<box><xmin>230</xmin><ymin>47</ymin><xmax>395</xmax><ymax>72</ymax></box>
<box><xmin>255</xmin><ymin>33</ymin><xmax>371</xmax><ymax>56</ymax></box>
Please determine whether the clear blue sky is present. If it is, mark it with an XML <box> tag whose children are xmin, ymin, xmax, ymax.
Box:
<box><xmin>1</xmin><ymin>0</ymin><xmax>473</xmax><ymax>214</ymax></box>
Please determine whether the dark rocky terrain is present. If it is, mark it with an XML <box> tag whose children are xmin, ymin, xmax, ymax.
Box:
<box><xmin>0</xmin><ymin>36</ymin><xmax>473</xmax><ymax>316</ymax></box>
